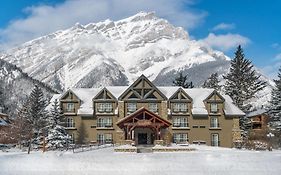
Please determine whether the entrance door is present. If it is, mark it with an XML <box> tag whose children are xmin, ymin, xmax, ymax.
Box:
<box><xmin>211</xmin><ymin>134</ymin><xmax>219</xmax><ymax>146</ymax></box>
<box><xmin>138</xmin><ymin>133</ymin><xmax>148</xmax><ymax>144</ymax></box>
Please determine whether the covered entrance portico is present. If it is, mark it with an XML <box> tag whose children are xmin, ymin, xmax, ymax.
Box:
<box><xmin>117</xmin><ymin>107</ymin><xmax>171</xmax><ymax>145</ymax></box>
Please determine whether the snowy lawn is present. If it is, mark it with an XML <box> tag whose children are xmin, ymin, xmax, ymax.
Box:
<box><xmin>0</xmin><ymin>145</ymin><xmax>281</xmax><ymax>175</ymax></box>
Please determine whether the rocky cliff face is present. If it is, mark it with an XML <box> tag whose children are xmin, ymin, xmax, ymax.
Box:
<box><xmin>0</xmin><ymin>12</ymin><xmax>230</xmax><ymax>90</ymax></box>
<box><xmin>0</xmin><ymin>12</ymin><xmax>272</xmax><ymax>110</ymax></box>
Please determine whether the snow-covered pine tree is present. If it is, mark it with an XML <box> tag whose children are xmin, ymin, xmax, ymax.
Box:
<box><xmin>224</xmin><ymin>45</ymin><xmax>266</xmax><ymax>111</ymax></box>
<box><xmin>223</xmin><ymin>45</ymin><xmax>266</xmax><ymax>138</ymax></box>
<box><xmin>46</xmin><ymin>99</ymin><xmax>71</xmax><ymax>150</ymax></box>
<box><xmin>268</xmin><ymin>67</ymin><xmax>281</xmax><ymax>132</ymax></box>
<box><xmin>21</xmin><ymin>85</ymin><xmax>48</xmax><ymax>153</ymax></box>
<box><xmin>173</xmin><ymin>72</ymin><xmax>194</xmax><ymax>88</ymax></box>
<box><xmin>202</xmin><ymin>73</ymin><xmax>221</xmax><ymax>91</ymax></box>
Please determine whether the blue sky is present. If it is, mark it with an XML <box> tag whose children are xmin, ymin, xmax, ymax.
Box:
<box><xmin>0</xmin><ymin>0</ymin><xmax>280</xmax><ymax>79</ymax></box>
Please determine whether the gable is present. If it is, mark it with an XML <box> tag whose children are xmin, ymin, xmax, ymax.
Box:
<box><xmin>204</xmin><ymin>90</ymin><xmax>225</xmax><ymax>103</ymax></box>
<box><xmin>116</xmin><ymin>107</ymin><xmax>171</xmax><ymax>128</ymax></box>
<box><xmin>60</xmin><ymin>89</ymin><xmax>80</xmax><ymax>102</ymax></box>
<box><xmin>118</xmin><ymin>75</ymin><xmax>167</xmax><ymax>101</ymax></box>
<box><xmin>93</xmin><ymin>88</ymin><xmax>117</xmax><ymax>101</ymax></box>
<box><xmin>169</xmin><ymin>88</ymin><xmax>192</xmax><ymax>101</ymax></box>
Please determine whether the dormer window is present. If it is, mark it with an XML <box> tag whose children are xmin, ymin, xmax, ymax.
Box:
<box><xmin>127</xmin><ymin>103</ymin><xmax>137</xmax><ymax>113</ymax></box>
<box><xmin>210</xmin><ymin>103</ymin><xmax>218</xmax><ymax>113</ymax></box>
<box><xmin>98</xmin><ymin>103</ymin><xmax>113</xmax><ymax>113</ymax></box>
<box><xmin>148</xmin><ymin>103</ymin><xmax>158</xmax><ymax>113</ymax></box>
<box><xmin>173</xmin><ymin>103</ymin><xmax>188</xmax><ymax>113</ymax></box>
<box><xmin>66</xmin><ymin>103</ymin><xmax>75</xmax><ymax>112</ymax></box>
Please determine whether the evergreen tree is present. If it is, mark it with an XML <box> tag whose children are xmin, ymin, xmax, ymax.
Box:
<box><xmin>202</xmin><ymin>73</ymin><xmax>221</xmax><ymax>91</ymax></box>
<box><xmin>268</xmin><ymin>67</ymin><xmax>281</xmax><ymax>131</ymax></box>
<box><xmin>223</xmin><ymin>45</ymin><xmax>266</xmax><ymax>138</ymax></box>
<box><xmin>77</xmin><ymin>123</ymin><xmax>87</xmax><ymax>144</ymax></box>
<box><xmin>46</xmin><ymin>99</ymin><xmax>71</xmax><ymax>149</ymax></box>
<box><xmin>173</xmin><ymin>72</ymin><xmax>194</xmax><ymax>88</ymax></box>
<box><xmin>21</xmin><ymin>85</ymin><xmax>48</xmax><ymax>153</ymax></box>
<box><xmin>0</xmin><ymin>78</ymin><xmax>7</xmax><ymax>113</ymax></box>
<box><xmin>224</xmin><ymin>45</ymin><xmax>266</xmax><ymax>111</ymax></box>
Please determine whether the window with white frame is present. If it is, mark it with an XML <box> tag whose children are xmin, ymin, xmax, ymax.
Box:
<box><xmin>97</xmin><ymin>103</ymin><xmax>113</xmax><ymax>113</ymax></box>
<box><xmin>210</xmin><ymin>117</ymin><xmax>219</xmax><ymax>128</ymax></box>
<box><xmin>210</xmin><ymin>103</ymin><xmax>218</xmax><ymax>113</ymax></box>
<box><xmin>97</xmin><ymin>133</ymin><xmax>113</xmax><ymax>144</ymax></box>
<box><xmin>211</xmin><ymin>133</ymin><xmax>219</xmax><ymax>146</ymax></box>
<box><xmin>127</xmin><ymin>103</ymin><xmax>137</xmax><ymax>113</ymax></box>
<box><xmin>173</xmin><ymin>133</ymin><xmax>188</xmax><ymax>143</ymax></box>
<box><xmin>66</xmin><ymin>103</ymin><xmax>75</xmax><ymax>112</ymax></box>
<box><xmin>148</xmin><ymin>103</ymin><xmax>158</xmax><ymax>113</ymax></box>
<box><xmin>173</xmin><ymin>117</ymin><xmax>188</xmax><ymax>127</ymax></box>
<box><xmin>66</xmin><ymin>118</ymin><xmax>75</xmax><ymax>128</ymax></box>
<box><xmin>173</xmin><ymin>103</ymin><xmax>188</xmax><ymax>113</ymax></box>
<box><xmin>97</xmin><ymin>117</ymin><xmax>113</xmax><ymax>127</ymax></box>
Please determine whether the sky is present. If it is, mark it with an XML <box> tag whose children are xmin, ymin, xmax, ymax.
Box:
<box><xmin>0</xmin><ymin>0</ymin><xmax>280</xmax><ymax>79</ymax></box>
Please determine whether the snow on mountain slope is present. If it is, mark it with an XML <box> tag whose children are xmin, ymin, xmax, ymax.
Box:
<box><xmin>0</xmin><ymin>12</ymin><xmax>273</xmax><ymax>109</ymax></box>
<box><xmin>0</xmin><ymin>12</ymin><xmax>229</xmax><ymax>90</ymax></box>
<box><xmin>0</xmin><ymin>59</ymin><xmax>57</xmax><ymax>117</ymax></box>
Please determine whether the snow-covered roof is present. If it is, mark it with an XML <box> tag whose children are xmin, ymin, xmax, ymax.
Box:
<box><xmin>72</xmin><ymin>88</ymin><xmax>102</xmax><ymax>115</ymax></box>
<box><xmin>223</xmin><ymin>95</ymin><xmax>245</xmax><ymax>116</ymax></box>
<box><xmin>186</xmin><ymin>88</ymin><xmax>214</xmax><ymax>115</ymax></box>
<box><xmin>49</xmin><ymin>86</ymin><xmax>245</xmax><ymax>116</ymax></box>
<box><xmin>246</xmin><ymin>109</ymin><xmax>267</xmax><ymax>118</ymax></box>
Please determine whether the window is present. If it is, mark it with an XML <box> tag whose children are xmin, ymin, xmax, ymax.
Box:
<box><xmin>210</xmin><ymin>117</ymin><xmax>219</xmax><ymax>128</ymax></box>
<box><xmin>127</xmin><ymin>103</ymin><xmax>137</xmax><ymax>113</ymax></box>
<box><xmin>193</xmin><ymin>141</ymin><xmax>206</xmax><ymax>145</ymax></box>
<box><xmin>173</xmin><ymin>103</ymin><xmax>188</xmax><ymax>113</ymax></box>
<box><xmin>199</xmin><ymin>126</ymin><xmax>206</xmax><ymax>128</ymax></box>
<box><xmin>97</xmin><ymin>117</ymin><xmax>113</xmax><ymax>128</ymax></box>
<box><xmin>148</xmin><ymin>103</ymin><xmax>158</xmax><ymax>113</ymax></box>
<box><xmin>70</xmin><ymin>133</ymin><xmax>75</xmax><ymax>144</ymax></box>
<box><xmin>66</xmin><ymin>103</ymin><xmax>75</xmax><ymax>112</ymax></box>
<box><xmin>210</xmin><ymin>103</ymin><xmax>218</xmax><ymax>113</ymax></box>
<box><xmin>192</xmin><ymin>125</ymin><xmax>199</xmax><ymax>128</ymax></box>
<box><xmin>173</xmin><ymin>117</ymin><xmax>188</xmax><ymax>127</ymax></box>
<box><xmin>173</xmin><ymin>133</ymin><xmax>188</xmax><ymax>143</ymax></box>
<box><xmin>211</xmin><ymin>133</ymin><xmax>219</xmax><ymax>146</ymax></box>
<box><xmin>66</xmin><ymin>118</ymin><xmax>75</xmax><ymax>128</ymax></box>
<box><xmin>97</xmin><ymin>103</ymin><xmax>113</xmax><ymax>113</ymax></box>
<box><xmin>97</xmin><ymin>133</ymin><xmax>113</xmax><ymax>144</ymax></box>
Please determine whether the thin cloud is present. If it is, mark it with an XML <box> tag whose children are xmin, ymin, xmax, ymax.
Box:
<box><xmin>0</xmin><ymin>0</ymin><xmax>207</xmax><ymax>50</ymax></box>
<box><xmin>211</xmin><ymin>23</ymin><xmax>235</xmax><ymax>31</ymax></box>
<box><xmin>200</xmin><ymin>33</ymin><xmax>250</xmax><ymax>51</ymax></box>
<box><xmin>274</xmin><ymin>53</ymin><xmax>281</xmax><ymax>60</ymax></box>
<box><xmin>272</xmin><ymin>43</ymin><xmax>281</xmax><ymax>50</ymax></box>
<box><xmin>261</xmin><ymin>62</ymin><xmax>281</xmax><ymax>80</ymax></box>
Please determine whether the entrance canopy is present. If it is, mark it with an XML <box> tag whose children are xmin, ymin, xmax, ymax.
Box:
<box><xmin>117</xmin><ymin>107</ymin><xmax>171</xmax><ymax>129</ymax></box>
<box><xmin>117</xmin><ymin>107</ymin><xmax>171</xmax><ymax>142</ymax></box>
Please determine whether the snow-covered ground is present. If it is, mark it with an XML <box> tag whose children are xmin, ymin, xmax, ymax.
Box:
<box><xmin>0</xmin><ymin>145</ymin><xmax>280</xmax><ymax>175</ymax></box>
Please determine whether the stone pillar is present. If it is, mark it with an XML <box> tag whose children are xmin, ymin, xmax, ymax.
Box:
<box><xmin>232</xmin><ymin>118</ymin><xmax>242</xmax><ymax>147</ymax></box>
<box><xmin>161</xmin><ymin>101</ymin><xmax>168</xmax><ymax>119</ymax></box>
<box><xmin>118</xmin><ymin>101</ymin><xmax>125</xmax><ymax>118</ymax></box>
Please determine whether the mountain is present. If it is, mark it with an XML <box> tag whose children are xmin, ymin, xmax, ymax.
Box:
<box><xmin>0</xmin><ymin>59</ymin><xmax>58</xmax><ymax>117</ymax></box>
<box><xmin>0</xmin><ymin>12</ymin><xmax>273</xmax><ymax>109</ymax></box>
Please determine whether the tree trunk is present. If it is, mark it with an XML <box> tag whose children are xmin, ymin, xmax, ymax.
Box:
<box><xmin>27</xmin><ymin>138</ymin><xmax>32</xmax><ymax>154</ymax></box>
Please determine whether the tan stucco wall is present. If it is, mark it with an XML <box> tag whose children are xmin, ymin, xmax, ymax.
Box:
<box><xmin>61</xmin><ymin>86</ymin><xmax>241</xmax><ymax>147</ymax></box>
